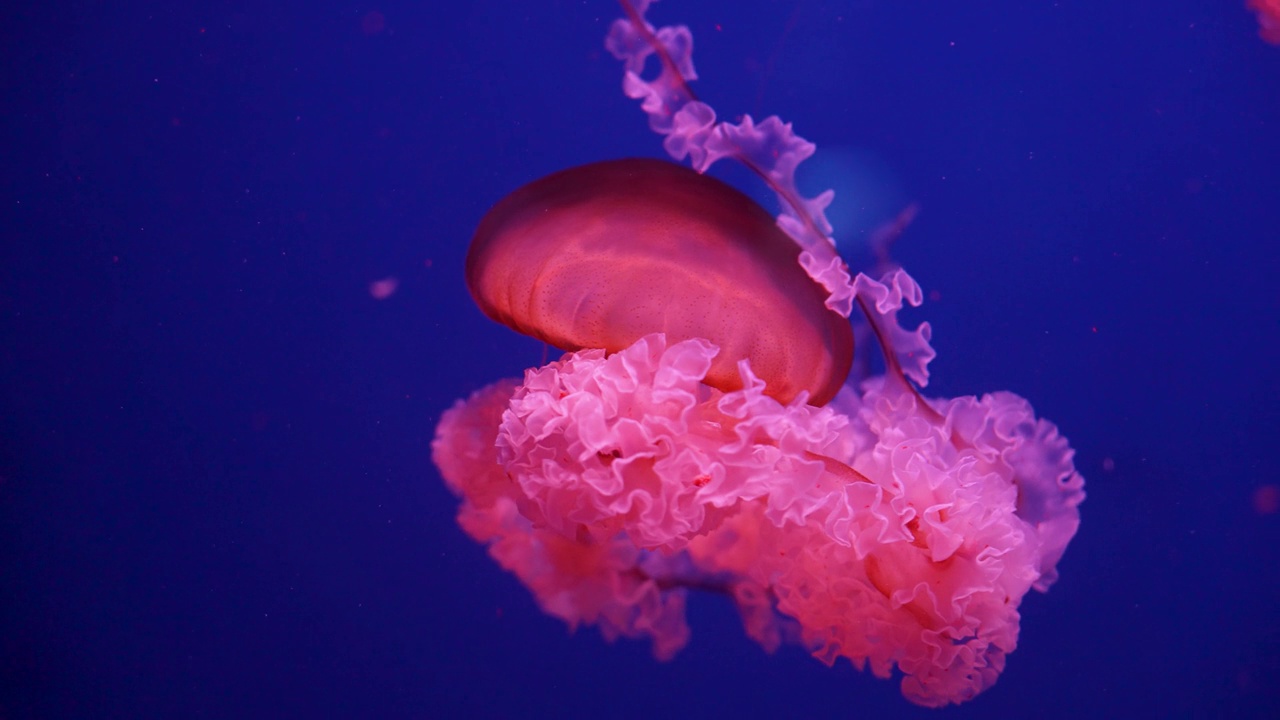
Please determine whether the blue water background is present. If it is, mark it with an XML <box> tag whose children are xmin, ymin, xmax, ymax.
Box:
<box><xmin>3</xmin><ymin>0</ymin><xmax>1278</xmax><ymax>717</ymax></box>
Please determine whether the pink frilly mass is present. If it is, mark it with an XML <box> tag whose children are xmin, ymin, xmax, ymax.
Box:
<box><xmin>432</xmin><ymin>0</ymin><xmax>1085</xmax><ymax>708</ymax></box>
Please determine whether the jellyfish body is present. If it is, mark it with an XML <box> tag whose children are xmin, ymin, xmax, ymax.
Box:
<box><xmin>1251</xmin><ymin>0</ymin><xmax>1280</xmax><ymax>44</ymax></box>
<box><xmin>465</xmin><ymin>158</ymin><xmax>853</xmax><ymax>406</ymax></box>
<box><xmin>433</xmin><ymin>0</ymin><xmax>1085</xmax><ymax>708</ymax></box>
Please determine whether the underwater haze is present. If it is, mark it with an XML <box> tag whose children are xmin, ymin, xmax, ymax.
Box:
<box><xmin>3</xmin><ymin>0</ymin><xmax>1278</xmax><ymax>718</ymax></box>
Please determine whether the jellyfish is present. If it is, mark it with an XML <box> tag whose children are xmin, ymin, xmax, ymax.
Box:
<box><xmin>465</xmin><ymin>157</ymin><xmax>853</xmax><ymax>406</ymax></box>
<box><xmin>431</xmin><ymin>0</ymin><xmax>1084</xmax><ymax>708</ymax></box>
<box><xmin>1249</xmin><ymin>0</ymin><xmax>1280</xmax><ymax>44</ymax></box>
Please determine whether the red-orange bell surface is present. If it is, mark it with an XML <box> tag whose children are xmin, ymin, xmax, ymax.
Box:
<box><xmin>465</xmin><ymin>158</ymin><xmax>853</xmax><ymax>406</ymax></box>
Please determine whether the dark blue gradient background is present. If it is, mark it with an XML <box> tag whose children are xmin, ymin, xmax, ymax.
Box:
<box><xmin>4</xmin><ymin>1</ymin><xmax>1278</xmax><ymax>717</ymax></box>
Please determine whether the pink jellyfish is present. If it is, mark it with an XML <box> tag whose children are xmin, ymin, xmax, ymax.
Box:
<box><xmin>466</xmin><ymin>158</ymin><xmax>853</xmax><ymax>405</ymax></box>
<box><xmin>1249</xmin><ymin>0</ymin><xmax>1280</xmax><ymax>44</ymax></box>
<box><xmin>432</xmin><ymin>0</ymin><xmax>1084</xmax><ymax>708</ymax></box>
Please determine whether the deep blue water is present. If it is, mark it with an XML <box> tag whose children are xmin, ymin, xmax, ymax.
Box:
<box><xmin>4</xmin><ymin>0</ymin><xmax>1278</xmax><ymax>717</ymax></box>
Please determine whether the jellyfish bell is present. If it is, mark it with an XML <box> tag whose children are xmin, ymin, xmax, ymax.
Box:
<box><xmin>465</xmin><ymin>157</ymin><xmax>854</xmax><ymax>406</ymax></box>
